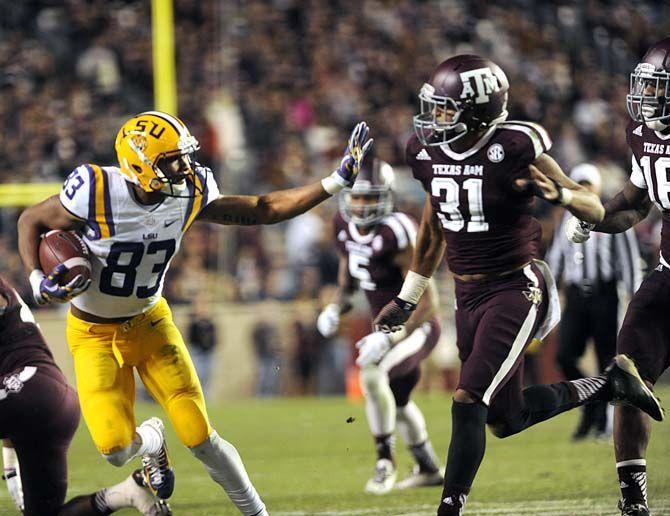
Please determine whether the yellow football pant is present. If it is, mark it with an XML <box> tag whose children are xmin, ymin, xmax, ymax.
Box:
<box><xmin>66</xmin><ymin>298</ymin><xmax>212</xmax><ymax>455</ymax></box>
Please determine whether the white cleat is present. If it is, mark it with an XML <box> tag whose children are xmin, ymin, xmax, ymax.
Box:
<box><xmin>364</xmin><ymin>459</ymin><xmax>397</xmax><ymax>495</ymax></box>
<box><xmin>395</xmin><ymin>465</ymin><xmax>444</xmax><ymax>489</ymax></box>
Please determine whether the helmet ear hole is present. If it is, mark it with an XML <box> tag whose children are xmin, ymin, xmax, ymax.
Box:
<box><xmin>132</xmin><ymin>165</ymin><xmax>144</xmax><ymax>175</ymax></box>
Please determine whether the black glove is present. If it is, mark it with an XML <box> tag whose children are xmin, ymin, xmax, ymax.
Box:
<box><xmin>373</xmin><ymin>297</ymin><xmax>416</xmax><ymax>334</ymax></box>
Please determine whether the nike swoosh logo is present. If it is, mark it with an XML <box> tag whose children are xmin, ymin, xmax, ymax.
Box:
<box><xmin>164</xmin><ymin>219</ymin><xmax>178</xmax><ymax>227</ymax></box>
<box><xmin>150</xmin><ymin>318</ymin><xmax>165</xmax><ymax>327</ymax></box>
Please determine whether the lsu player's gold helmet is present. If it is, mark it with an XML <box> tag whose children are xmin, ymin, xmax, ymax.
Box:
<box><xmin>115</xmin><ymin>111</ymin><xmax>203</xmax><ymax>197</ymax></box>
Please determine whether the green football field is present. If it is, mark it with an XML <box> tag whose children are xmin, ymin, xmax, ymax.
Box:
<box><xmin>1</xmin><ymin>390</ymin><xmax>669</xmax><ymax>516</ymax></box>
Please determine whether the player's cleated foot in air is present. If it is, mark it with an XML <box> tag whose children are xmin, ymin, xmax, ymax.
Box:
<box><xmin>131</xmin><ymin>470</ymin><xmax>173</xmax><ymax>515</ymax></box>
<box><xmin>395</xmin><ymin>465</ymin><xmax>444</xmax><ymax>489</ymax></box>
<box><xmin>364</xmin><ymin>458</ymin><xmax>397</xmax><ymax>494</ymax></box>
<box><xmin>139</xmin><ymin>418</ymin><xmax>175</xmax><ymax>500</ymax></box>
<box><xmin>607</xmin><ymin>355</ymin><xmax>665</xmax><ymax>422</ymax></box>
<box><xmin>618</xmin><ymin>499</ymin><xmax>651</xmax><ymax>516</ymax></box>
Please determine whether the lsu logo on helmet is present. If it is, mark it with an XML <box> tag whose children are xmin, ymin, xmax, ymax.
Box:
<box><xmin>115</xmin><ymin>111</ymin><xmax>203</xmax><ymax>197</ymax></box>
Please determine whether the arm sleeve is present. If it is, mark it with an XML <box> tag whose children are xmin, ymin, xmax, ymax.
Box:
<box><xmin>629</xmin><ymin>155</ymin><xmax>647</xmax><ymax>190</ymax></box>
<box><xmin>59</xmin><ymin>166</ymin><xmax>92</xmax><ymax>220</ymax></box>
<box><xmin>200</xmin><ymin>168</ymin><xmax>221</xmax><ymax>208</ymax></box>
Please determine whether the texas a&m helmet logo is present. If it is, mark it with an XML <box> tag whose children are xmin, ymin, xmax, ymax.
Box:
<box><xmin>460</xmin><ymin>67</ymin><xmax>502</xmax><ymax>104</ymax></box>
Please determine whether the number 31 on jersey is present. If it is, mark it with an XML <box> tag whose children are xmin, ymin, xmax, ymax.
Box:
<box><xmin>431</xmin><ymin>177</ymin><xmax>489</xmax><ymax>233</ymax></box>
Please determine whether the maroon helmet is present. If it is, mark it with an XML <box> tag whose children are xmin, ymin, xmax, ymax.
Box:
<box><xmin>413</xmin><ymin>54</ymin><xmax>509</xmax><ymax>146</ymax></box>
<box><xmin>627</xmin><ymin>37</ymin><xmax>670</xmax><ymax>130</ymax></box>
<box><xmin>340</xmin><ymin>154</ymin><xmax>394</xmax><ymax>227</ymax></box>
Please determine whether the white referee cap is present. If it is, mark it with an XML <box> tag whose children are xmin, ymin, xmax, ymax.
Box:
<box><xmin>570</xmin><ymin>163</ymin><xmax>601</xmax><ymax>189</ymax></box>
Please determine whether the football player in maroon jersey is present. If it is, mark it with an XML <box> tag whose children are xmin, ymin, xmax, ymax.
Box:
<box><xmin>0</xmin><ymin>275</ymin><xmax>169</xmax><ymax>515</ymax></box>
<box><xmin>567</xmin><ymin>38</ymin><xmax>670</xmax><ymax>516</ymax></box>
<box><xmin>373</xmin><ymin>54</ymin><xmax>663</xmax><ymax>516</ymax></box>
<box><xmin>317</xmin><ymin>157</ymin><xmax>443</xmax><ymax>494</ymax></box>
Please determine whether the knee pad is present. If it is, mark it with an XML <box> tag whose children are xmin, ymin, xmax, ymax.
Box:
<box><xmin>360</xmin><ymin>366</ymin><xmax>389</xmax><ymax>398</ymax></box>
<box><xmin>103</xmin><ymin>445</ymin><xmax>136</xmax><ymax>467</ymax></box>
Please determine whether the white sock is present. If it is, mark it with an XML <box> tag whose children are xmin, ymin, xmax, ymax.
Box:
<box><xmin>2</xmin><ymin>446</ymin><xmax>18</xmax><ymax>471</ymax></box>
<box><xmin>191</xmin><ymin>432</ymin><xmax>267</xmax><ymax>516</ymax></box>
<box><xmin>396</xmin><ymin>401</ymin><xmax>428</xmax><ymax>446</ymax></box>
<box><xmin>96</xmin><ymin>474</ymin><xmax>156</xmax><ymax>513</ymax></box>
<box><xmin>360</xmin><ymin>367</ymin><xmax>396</xmax><ymax>436</ymax></box>
<box><xmin>135</xmin><ymin>423</ymin><xmax>162</xmax><ymax>457</ymax></box>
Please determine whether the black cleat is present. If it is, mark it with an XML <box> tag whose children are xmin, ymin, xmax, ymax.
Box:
<box><xmin>607</xmin><ymin>355</ymin><xmax>664</xmax><ymax>422</ymax></box>
<box><xmin>618</xmin><ymin>499</ymin><xmax>650</xmax><ymax>516</ymax></box>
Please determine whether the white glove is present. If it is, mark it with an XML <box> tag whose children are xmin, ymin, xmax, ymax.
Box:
<box><xmin>3</xmin><ymin>447</ymin><xmax>23</xmax><ymax>512</ymax></box>
<box><xmin>317</xmin><ymin>304</ymin><xmax>340</xmax><ymax>338</ymax></box>
<box><xmin>356</xmin><ymin>331</ymin><xmax>392</xmax><ymax>367</ymax></box>
<box><xmin>29</xmin><ymin>269</ymin><xmax>48</xmax><ymax>305</ymax></box>
<box><xmin>565</xmin><ymin>216</ymin><xmax>594</xmax><ymax>243</ymax></box>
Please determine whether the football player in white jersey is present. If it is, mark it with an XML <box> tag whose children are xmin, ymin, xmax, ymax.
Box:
<box><xmin>17</xmin><ymin>111</ymin><xmax>372</xmax><ymax>515</ymax></box>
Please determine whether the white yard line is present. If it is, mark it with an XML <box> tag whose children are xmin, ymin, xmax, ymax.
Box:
<box><xmin>275</xmin><ymin>498</ymin><xmax>670</xmax><ymax>516</ymax></box>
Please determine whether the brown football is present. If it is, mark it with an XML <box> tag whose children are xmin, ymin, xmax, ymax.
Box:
<box><xmin>38</xmin><ymin>230</ymin><xmax>92</xmax><ymax>285</ymax></box>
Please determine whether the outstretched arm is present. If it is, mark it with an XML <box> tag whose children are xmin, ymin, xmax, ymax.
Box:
<box><xmin>197</xmin><ymin>122</ymin><xmax>373</xmax><ymax>226</ymax></box>
<box><xmin>515</xmin><ymin>153</ymin><xmax>605</xmax><ymax>224</ymax></box>
<box><xmin>595</xmin><ymin>180</ymin><xmax>652</xmax><ymax>233</ymax></box>
<box><xmin>197</xmin><ymin>184</ymin><xmax>330</xmax><ymax>226</ymax></box>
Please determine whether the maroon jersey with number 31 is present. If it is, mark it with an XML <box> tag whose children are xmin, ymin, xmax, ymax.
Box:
<box><xmin>407</xmin><ymin>121</ymin><xmax>552</xmax><ymax>275</ymax></box>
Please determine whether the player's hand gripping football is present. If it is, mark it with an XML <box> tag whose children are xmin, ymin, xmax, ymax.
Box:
<box><xmin>30</xmin><ymin>264</ymin><xmax>91</xmax><ymax>305</ymax></box>
<box><xmin>356</xmin><ymin>331</ymin><xmax>392</xmax><ymax>367</ymax></box>
<box><xmin>373</xmin><ymin>297</ymin><xmax>416</xmax><ymax>334</ymax></box>
<box><xmin>565</xmin><ymin>216</ymin><xmax>594</xmax><ymax>243</ymax></box>
<box><xmin>322</xmin><ymin>122</ymin><xmax>374</xmax><ymax>195</ymax></box>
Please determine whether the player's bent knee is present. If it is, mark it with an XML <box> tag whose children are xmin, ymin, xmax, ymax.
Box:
<box><xmin>167</xmin><ymin>396</ymin><xmax>212</xmax><ymax>448</ymax></box>
<box><xmin>487</xmin><ymin>419</ymin><xmax>522</xmax><ymax>439</ymax></box>
<box><xmin>102</xmin><ymin>445</ymin><xmax>135</xmax><ymax>467</ymax></box>
<box><xmin>453</xmin><ymin>388</ymin><xmax>477</xmax><ymax>404</ymax></box>
<box><xmin>359</xmin><ymin>366</ymin><xmax>389</xmax><ymax>397</ymax></box>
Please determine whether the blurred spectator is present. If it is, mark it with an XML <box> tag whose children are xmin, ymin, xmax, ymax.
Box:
<box><xmin>1</xmin><ymin>0</ymin><xmax>669</xmax><ymax>307</ymax></box>
<box><xmin>291</xmin><ymin>309</ymin><xmax>325</xmax><ymax>396</ymax></box>
<box><xmin>187</xmin><ymin>297</ymin><xmax>218</xmax><ymax>397</ymax></box>
<box><xmin>251</xmin><ymin>319</ymin><xmax>282</xmax><ymax>397</ymax></box>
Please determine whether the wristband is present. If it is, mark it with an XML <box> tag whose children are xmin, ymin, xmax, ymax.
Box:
<box><xmin>558</xmin><ymin>187</ymin><xmax>573</xmax><ymax>207</ymax></box>
<box><xmin>398</xmin><ymin>270</ymin><xmax>430</xmax><ymax>306</ymax></box>
<box><xmin>321</xmin><ymin>172</ymin><xmax>349</xmax><ymax>196</ymax></box>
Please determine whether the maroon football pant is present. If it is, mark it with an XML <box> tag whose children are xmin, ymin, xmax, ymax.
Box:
<box><xmin>0</xmin><ymin>362</ymin><xmax>80</xmax><ymax>516</ymax></box>
<box><xmin>454</xmin><ymin>262</ymin><xmax>548</xmax><ymax>422</ymax></box>
<box><xmin>617</xmin><ymin>265</ymin><xmax>670</xmax><ymax>384</ymax></box>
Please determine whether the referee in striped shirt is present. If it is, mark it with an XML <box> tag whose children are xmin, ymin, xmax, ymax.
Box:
<box><xmin>546</xmin><ymin>163</ymin><xmax>642</xmax><ymax>440</ymax></box>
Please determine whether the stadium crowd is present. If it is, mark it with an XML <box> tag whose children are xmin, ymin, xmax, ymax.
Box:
<box><xmin>1</xmin><ymin>0</ymin><xmax>669</xmax><ymax>307</ymax></box>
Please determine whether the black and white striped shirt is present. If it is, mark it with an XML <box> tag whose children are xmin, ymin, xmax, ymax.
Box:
<box><xmin>546</xmin><ymin>213</ymin><xmax>642</xmax><ymax>296</ymax></box>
